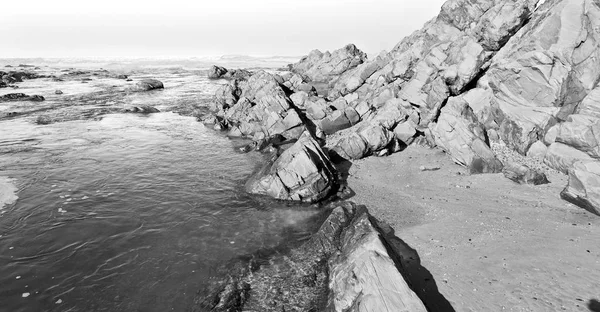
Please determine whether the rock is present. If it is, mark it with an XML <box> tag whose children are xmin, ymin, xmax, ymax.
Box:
<box><xmin>195</xmin><ymin>202</ymin><xmax>427</xmax><ymax>312</ymax></box>
<box><xmin>561</xmin><ymin>160</ymin><xmax>600</xmax><ymax>216</ymax></box>
<box><xmin>394</xmin><ymin>121</ymin><xmax>418</xmax><ymax>145</ymax></box>
<box><xmin>420</xmin><ymin>165</ymin><xmax>441</xmax><ymax>171</ymax></box>
<box><xmin>245</xmin><ymin>132</ymin><xmax>337</xmax><ymax>202</ymax></box>
<box><xmin>55</xmin><ymin>90</ymin><xmax>63</xmax><ymax>95</ymax></box>
<box><xmin>327</xmin><ymin>205</ymin><xmax>427</xmax><ymax>312</ymax></box>
<box><xmin>503</xmin><ymin>162</ymin><xmax>549</xmax><ymax>185</ymax></box>
<box><xmin>289</xmin><ymin>91</ymin><xmax>309</xmax><ymax>108</ymax></box>
<box><xmin>123</xmin><ymin>106</ymin><xmax>160</xmax><ymax>114</ymax></box>
<box><xmin>544</xmin><ymin>143</ymin><xmax>594</xmax><ymax>174</ymax></box>
<box><xmin>130</xmin><ymin>79</ymin><xmax>164</xmax><ymax>91</ymax></box>
<box><xmin>432</xmin><ymin>96</ymin><xmax>503</xmax><ymax>174</ymax></box>
<box><xmin>115</xmin><ymin>74</ymin><xmax>128</xmax><ymax>79</ymax></box>
<box><xmin>208</xmin><ymin>65</ymin><xmax>228</xmax><ymax>79</ymax></box>
<box><xmin>318</xmin><ymin>108</ymin><xmax>360</xmax><ymax>135</ymax></box>
<box><xmin>527</xmin><ymin>140</ymin><xmax>548</xmax><ymax>160</ymax></box>
<box><xmin>555</xmin><ymin>115</ymin><xmax>600</xmax><ymax>158</ymax></box>
<box><xmin>0</xmin><ymin>93</ymin><xmax>45</xmax><ymax>102</ymax></box>
<box><xmin>290</xmin><ymin>44</ymin><xmax>367</xmax><ymax>83</ymax></box>
<box><xmin>327</xmin><ymin>122</ymin><xmax>394</xmax><ymax>160</ymax></box>
<box><xmin>577</xmin><ymin>85</ymin><xmax>600</xmax><ymax>118</ymax></box>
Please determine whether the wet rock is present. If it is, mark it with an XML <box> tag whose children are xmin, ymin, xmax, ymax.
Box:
<box><xmin>431</xmin><ymin>96</ymin><xmax>503</xmax><ymax>174</ymax></box>
<box><xmin>55</xmin><ymin>90</ymin><xmax>63</xmax><ymax>95</ymax></box>
<box><xmin>561</xmin><ymin>160</ymin><xmax>600</xmax><ymax>216</ymax></box>
<box><xmin>130</xmin><ymin>79</ymin><xmax>164</xmax><ymax>91</ymax></box>
<box><xmin>123</xmin><ymin>106</ymin><xmax>160</xmax><ymax>114</ymax></box>
<box><xmin>195</xmin><ymin>202</ymin><xmax>426</xmax><ymax>312</ymax></box>
<box><xmin>245</xmin><ymin>132</ymin><xmax>337</xmax><ymax>202</ymax></box>
<box><xmin>503</xmin><ymin>162</ymin><xmax>549</xmax><ymax>185</ymax></box>
<box><xmin>0</xmin><ymin>93</ymin><xmax>45</xmax><ymax>102</ymax></box>
<box><xmin>208</xmin><ymin>65</ymin><xmax>252</xmax><ymax>80</ymax></box>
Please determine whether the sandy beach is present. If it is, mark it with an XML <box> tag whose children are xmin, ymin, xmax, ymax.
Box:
<box><xmin>347</xmin><ymin>145</ymin><xmax>600</xmax><ymax>312</ymax></box>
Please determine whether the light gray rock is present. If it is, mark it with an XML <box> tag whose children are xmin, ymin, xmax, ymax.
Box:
<box><xmin>394</xmin><ymin>121</ymin><xmax>418</xmax><ymax>145</ymax></box>
<box><xmin>432</xmin><ymin>96</ymin><xmax>503</xmax><ymax>174</ymax></box>
<box><xmin>503</xmin><ymin>162</ymin><xmax>549</xmax><ymax>185</ymax></box>
<box><xmin>245</xmin><ymin>132</ymin><xmax>336</xmax><ymax>202</ymax></box>
<box><xmin>290</xmin><ymin>44</ymin><xmax>367</xmax><ymax>83</ymax></box>
<box><xmin>556</xmin><ymin>114</ymin><xmax>600</xmax><ymax>158</ymax></box>
<box><xmin>561</xmin><ymin>160</ymin><xmax>600</xmax><ymax>216</ymax></box>
<box><xmin>544</xmin><ymin>142</ymin><xmax>594</xmax><ymax>174</ymax></box>
<box><xmin>527</xmin><ymin>140</ymin><xmax>548</xmax><ymax>160</ymax></box>
<box><xmin>131</xmin><ymin>79</ymin><xmax>164</xmax><ymax>91</ymax></box>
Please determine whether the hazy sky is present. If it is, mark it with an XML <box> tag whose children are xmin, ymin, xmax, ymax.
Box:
<box><xmin>2</xmin><ymin>0</ymin><xmax>446</xmax><ymax>58</ymax></box>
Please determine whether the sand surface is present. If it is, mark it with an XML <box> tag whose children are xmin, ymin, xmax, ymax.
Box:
<box><xmin>347</xmin><ymin>145</ymin><xmax>600</xmax><ymax>312</ymax></box>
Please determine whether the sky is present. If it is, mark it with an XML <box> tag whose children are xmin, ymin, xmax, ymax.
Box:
<box><xmin>2</xmin><ymin>0</ymin><xmax>447</xmax><ymax>58</ymax></box>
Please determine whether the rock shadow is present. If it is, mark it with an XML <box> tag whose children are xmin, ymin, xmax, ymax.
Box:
<box><xmin>372</xmin><ymin>217</ymin><xmax>456</xmax><ymax>312</ymax></box>
<box><xmin>589</xmin><ymin>299</ymin><xmax>600</xmax><ymax>312</ymax></box>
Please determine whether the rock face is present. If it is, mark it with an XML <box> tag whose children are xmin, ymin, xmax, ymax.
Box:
<box><xmin>245</xmin><ymin>132</ymin><xmax>337</xmax><ymax>202</ymax></box>
<box><xmin>0</xmin><ymin>93</ymin><xmax>45</xmax><ymax>102</ymax></box>
<box><xmin>326</xmin><ymin>206</ymin><xmax>427</xmax><ymax>312</ymax></box>
<box><xmin>196</xmin><ymin>202</ymin><xmax>427</xmax><ymax>312</ymax></box>
<box><xmin>212</xmin><ymin>70</ymin><xmax>306</xmax><ymax>140</ymax></box>
<box><xmin>131</xmin><ymin>79</ymin><xmax>164</xmax><ymax>91</ymax></box>
<box><xmin>432</xmin><ymin>96</ymin><xmax>503</xmax><ymax>173</ymax></box>
<box><xmin>561</xmin><ymin>160</ymin><xmax>600</xmax><ymax>215</ymax></box>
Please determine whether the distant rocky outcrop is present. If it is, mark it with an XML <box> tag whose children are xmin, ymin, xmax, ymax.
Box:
<box><xmin>1</xmin><ymin>71</ymin><xmax>41</xmax><ymax>85</ymax></box>
<box><xmin>207</xmin><ymin>65</ymin><xmax>252</xmax><ymax>80</ymax></box>
<box><xmin>130</xmin><ymin>79</ymin><xmax>164</xmax><ymax>91</ymax></box>
<box><xmin>0</xmin><ymin>93</ymin><xmax>45</xmax><ymax>102</ymax></box>
<box><xmin>196</xmin><ymin>202</ymin><xmax>427</xmax><ymax>312</ymax></box>
<box><xmin>123</xmin><ymin>106</ymin><xmax>160</xmax><ymax>114</ymax></box>
<box><xmin>245</xmin><ymin>131</ymin><xmax>337</xmax><ymax>202</ymax></box>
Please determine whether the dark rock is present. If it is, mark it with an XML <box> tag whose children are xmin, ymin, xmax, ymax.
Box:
<box><xmin>55</xmin><ymin>90</ymin><xmax>63</xmax><ymax>95</ymax></box>
<box><xmin>116</xmin><ymin>74</ymin><xmax>128</xmax><ymax>79</ymax></box>
<box><xmin>123</xmin><ymin>106</ymin><xmax>160</xmax><ymax>114</ymax></box>
<box><xmin>208</xmin><ymin>65</ymin><xmax>228</xmax><ymax>79</ymax></box>
<box><xmin>130</xmin><ymin>79</ymin><xmax>164</xmax><ymax>91</ymax></box>
<box><xmin>245</xmin><ymin>132</ymin><xmax>337</xmax><ymax>202</ymax></box>
<box><xmin>502</xmin><ymin>162</ymin><xmax>549</xmax><ymax>185</ymax></box>
<box><xmin>0</xmin><ymin>93</ymin><xmax>45</xmax><ymax>102</ymax></box>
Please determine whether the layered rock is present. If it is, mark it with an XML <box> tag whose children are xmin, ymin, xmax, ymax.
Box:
<box><xmin>561</xmin><ymin>160</ymin><xmax>600</xmax><ymax>215</ymax></box>
<box><xmin>431</xmin><ymin>96</ymin><xmax>503</xmax><ymax>173</ymax></box>
<box><xmin>290</xmin><ymin>44</ymin><xmax>367</xmax><ymax>84</ymax></box>
<box><xmin>245</xmin><ymin>132</ymin><xmax>337</xmax><ymax>202</ymax></box>
<box><xmin>196</xmin><ymin>202</ymin><xmax>427</xmax><ymax>312</ymax></box>
<box><xmin>210</xmin><ymin>71</ymin><xmax>307</xmax><ymax>140</ymax></box>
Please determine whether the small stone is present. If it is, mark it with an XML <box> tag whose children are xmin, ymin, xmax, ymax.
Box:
<box><xmin>22</xmin><ymin>293</ymin><xmax>30</xmax><ymax>298</ymax></box>
<box><xmin>81</xmin><ymin>196</ymin><xmax>89</xmax><ymax>200</ymax></box>
<box><xmin>16</xmin><ymin>276</ymin><xmax>21</xmax><ymax>279</ymax></box>
<box><xmin>420</xmin><ymin>165</ymin><xmax>441</xmax><ymax>171</ymax></box>
<box><xmin>55</xmin><ymin>299</ymin><xmax>62</xmax><ymax>304</ymax></box>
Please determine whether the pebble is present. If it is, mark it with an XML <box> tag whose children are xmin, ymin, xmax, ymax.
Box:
<box><xmin>66</xmin><ymin>198</ymin><xmax>72</xmax><ymax>202</ymax></box>
<box><xmin>55</xmin><ymin>299</ymin><xmax>62</xmax><ymax>304</ymax></box>
<box><xmin>81</xmin><ymin>196</ymin><xmax>89</xmax><ymax>200</ymax></box>
<box><xmin>16</xmin><ymin>276</ymin><xmax>21</xmax><ymax>279</ymax></box>
<box><xmin>22</xmin><ymin>293</ymin><xmax>30</xmax><ymax>298</ymax></box>
<box><xmin>420</xmin><ymin>165</ymin><xmax>441</xmax><ymax>171</ymax></box>
<box><xmin>9</xmin><ymin>246</ymin><xmax>14</xmax><ymax>250</ymax></box>
<box><xmin>58</xmin><ymin>208</ymin><xmax>67</xmax><ymax>213</ymax></box>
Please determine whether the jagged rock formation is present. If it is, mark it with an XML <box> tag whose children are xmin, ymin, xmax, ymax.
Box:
<box><xmin>195</xmin><ymin>202</ymin><xmax>427</xmax><ymax>312</ymax></box>
<box><xmin>290</xmin><ymin>44</ymin><xmax>367</xmax><ymax>83</ymax></box>
<box><xmin>245</xmin><ymin>132</ymin><xmax>337</xmax><ymax>202</ymax></box>
<box><xmin>207</xmin><ymin>65</ymin><xmax>252</xmax><ymax>80</ymax></box>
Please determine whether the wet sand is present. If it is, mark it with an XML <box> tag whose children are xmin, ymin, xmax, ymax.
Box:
<box><xmin>347</xmin><ymin>145</ymin><xmax>600</xmax><ymax>312</ymax></box>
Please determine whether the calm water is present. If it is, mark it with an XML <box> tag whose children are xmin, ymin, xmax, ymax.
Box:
<box><xmin>0</xmin><ymin>65</ymin><xmax>325</xmax><ymax>312</ymax></box>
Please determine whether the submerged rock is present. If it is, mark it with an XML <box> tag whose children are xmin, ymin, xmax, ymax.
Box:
<box><xmin>123</xmin><ymin>106</ymin><xmax>160</xmax><ymax>114</ymax></box>
<box><xmin>0</xmin><ymin>93</ymin><xmax>45</xmax><ymax>102</ymax></box>
<box><xmin>245</xmin><ymin>132</ymin><xmax>336</xmax><ymax>202</ymax></box>
<box><xmin>130</xmin><ymin>79</ymin><xmax>164</xmax><ymax>91</ymax></box>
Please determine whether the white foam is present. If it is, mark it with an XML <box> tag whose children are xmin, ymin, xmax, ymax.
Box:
<box><xmin>0</xmin><ymin>177</ymin><xmax>18</xmax><ymax>210</ymax></box>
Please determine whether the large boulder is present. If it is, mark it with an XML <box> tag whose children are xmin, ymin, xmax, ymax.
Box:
<box><xmin>245</xmin><ymin>132</ymin><xmax>337</xmax><ymax>202</ymax></box>
<box><xmin>432</xmin><ymin>96</ymin><xmax>503</xmax><ymax>173</ymax></box>
<box><xmin>131</xmin><ymin>79</ymin><xmax>164</xmax><ymax>91</ymax></box>
<box><xmin>544</xmin><ymin>142</ymin><xmax>594</xmax><ymax>174</ymax></box>
<box><xmin>561</xmin><ymin>160</ymin><xmax>600</xmax><ymax>216</ymax></box>
<box><xmin>290</xmin><ymin>44</ymin><xmax>367</xmax><ymax>83</ymax></box>
<box><xmin>207</xmin><ymin>65</ymin><xmax>228</xmax><ymax>79</ymax></box>
<box><xmin>327</xmin><ymin>122</ymin><xmax>394</xmax><ymax>160</ymax></box>
<box><xmin>212</xmin><ymin>71</ymin><xmax>306</xmax><ymax>140</ymax></box>
<box><xmin>196</xmin><ymin>202</ymin><xmax>427</xmax><ymax>312</ymax></box>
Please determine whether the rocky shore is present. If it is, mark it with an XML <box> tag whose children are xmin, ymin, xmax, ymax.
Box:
<box><xmin>197</xmin><ymin>0</ymin><xmax>600</xmax><ymax>310</ymax></box>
